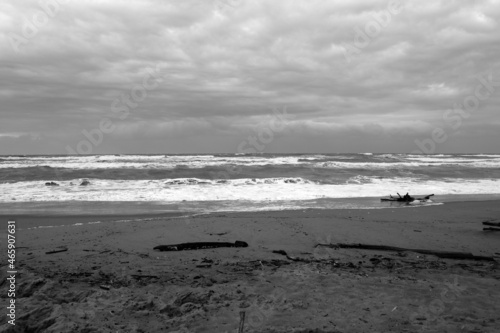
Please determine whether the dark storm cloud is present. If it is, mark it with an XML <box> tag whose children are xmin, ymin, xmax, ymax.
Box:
<box><xmin>0</xmin><ymin>0</ymin><xmax>499</xmax><ymax>154</ymax></box>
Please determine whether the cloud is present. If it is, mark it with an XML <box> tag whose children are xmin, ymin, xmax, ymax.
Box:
<box><xmin>112</xmin><ymin>118</ymin><xmax>213</xmax><ymax>138</ymax></box>
<box><xmin>0</xmin><ymin>0</ymin><xmax>499</xmax><ymax>154</ymax></box>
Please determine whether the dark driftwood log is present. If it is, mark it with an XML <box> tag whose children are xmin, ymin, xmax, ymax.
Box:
<box><xmin>46</xmin><ymin>248</ymin><xmax>68</xmax><ymax>254</ymax></box>
<box><xmin>483</xmin><ymin>227</ymin><xmax>500</xmax><ymax>232</ymax></box>
<box><xmin>483</xmin><ymin>222</ymin><xmax>500</xmax><ymax>227</ymax></box>
<box><xmin>315</xmin><ymin>243</ymin><xmax>494</xmax><ymax>261</ymax></box>
<box><xmin>381</xmin><ymin>194</ymin><xmax>434</xmax><ymax>202</ymax></box>
<box><xmin>154</xmin><ymin>241</ymin><xmax>248</xmax><ymax>251</ymax></box>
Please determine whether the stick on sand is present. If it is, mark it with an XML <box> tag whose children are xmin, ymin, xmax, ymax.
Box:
<box><xmin>315</xmin><ymin>243</ymin><xmax>495</xmax><ymax>261</ymax></box>
<box><xmin>238</xmin><ymin>311</ymin><xmax>245</xmax><ymax>333</ymax></box>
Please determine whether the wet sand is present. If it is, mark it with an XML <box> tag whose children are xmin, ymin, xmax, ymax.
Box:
<box><xmin>1</xmin><ymin>201</ymin><xmax>500</xmax><ymax>332</ymax></box>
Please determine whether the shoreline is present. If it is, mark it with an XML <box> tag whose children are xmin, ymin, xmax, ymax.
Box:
<box><xmin>2</xmin><ymin>193</ymin><xmax>500</xmax><ymax>218</ymax></box>
<box><xmin>3</xmin><ymin>199</ymin><xmax>500</xmax><ymax>229</ymax></box>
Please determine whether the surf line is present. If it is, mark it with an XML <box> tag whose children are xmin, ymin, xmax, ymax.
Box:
<box><xmin>24</xmin><ymin>212</ymin><xmax>203</xmax><ymax>230</ymax></box>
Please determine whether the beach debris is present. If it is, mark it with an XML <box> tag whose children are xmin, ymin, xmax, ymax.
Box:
<box><xmin>209</xmin><ymin>232</ymin><xmax>228</xmax><ymax>236</ymax></box>
<box><xmin>483</xmin><ymin>221</ymin><xmax>500</xmax><ymax>226</ymax></box>
<box><xmin>45</xmin><ymin>182</ymin><xmax>59</xmax><ymax>186</ymax></box>
<box><xmin>154</xmin><ymin>241</ymin><xmax>248</xmax><ymax>251</ymax></box>
<box><xmin>315</xmin><ymin>243</ymin><xmax>495</xmax><ymax>261</ymax></box>
<box><xmin>130</xmin><ymin>274</ymin><xmax>159</xmax><ymax>280</ymax></box>
<box><xmin>196</xmin><ymin>258</ymin><xmax>215</xmax><ymax>268</ymax></box>
<box><xmin>482</xmin><ymin>220</ymin><xmax>500</xmax><ymax>231</ymax></box>
<box><xmin>272</xmin><ymin>250</ymin><xmax>288</xmax><ymax>256</ymax></box>
<box><xmin>174</xmin><ymin>290</ymin><xmax>214</xmax><ymax>306</ymax></box>
<box><xmin>272</xmin><ymin>249</ymin><xmax>304</xmax><ymax>261</ymax></box>
<box><xmin>80</xmin><ymin>180</ymin><xmax>91</xmax><ymax>186</ymax></box>
<box><xmin>45</xmin><ymin>247</ymin><xmax>68</xmax><ymax>254</ymax></box>
<box><xmin>381</xmin><ymin>193</ymin><xmax>434</xmax><ymax>202</ymax></box>
<box><xmin>483</xmin><ymin>227</ymin><xmax>500</xmax><ymax>232</ymax></box>
<box><xmin>238</xmin><ymin>311</ymin><xmax>246</xmax><ymax>333</ymax></box>
<box><xmin>272</xmin><ymin>249</ymin><xmax>338</xmax><ymax>263</ymax></box>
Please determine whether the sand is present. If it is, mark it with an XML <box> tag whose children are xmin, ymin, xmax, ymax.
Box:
<box><xmin>1</xmin><ymin>201</ymin><xmax>500</xmax><ymax>332</ymax></box>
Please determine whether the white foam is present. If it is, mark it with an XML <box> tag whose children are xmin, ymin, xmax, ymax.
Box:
<box><xmin>406</xmin><ymin>156</ymin><xmax>500</xmax><ymax>163</ymax></box>
<box><xmin>0</xmin><ymin>155</ymin><xmax>304</xmax><ymax>169</ymax></box>
<box><xmin>1</xmin><ymin>177</ymin><xmax>499</xmax><ymax>203</ymax></box>
<box><xmin>2</xmin><ymin>154</ymin><xmax>500</xmax><ymax>169</ymax></box>
<box><xmin>460</xmin><ymin>154</ymin><xmax>500</xmax><ymax>158</ymax></box>
<box><xmin>314</xmin><ymin>159</ymin><xmax>500</xmax><ymax>168</ymax></box>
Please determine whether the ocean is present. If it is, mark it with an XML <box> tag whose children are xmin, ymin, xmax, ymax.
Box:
<box><xmin>1</xmin><ymin>153</ymin><xmax>500</xmax><ymax>215</ymax></box>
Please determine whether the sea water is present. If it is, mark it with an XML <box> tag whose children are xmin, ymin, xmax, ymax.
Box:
<box><xmin>1</xmin><ymin>153</ymin><xmax>499</xmax><ymax>214</ymax></box>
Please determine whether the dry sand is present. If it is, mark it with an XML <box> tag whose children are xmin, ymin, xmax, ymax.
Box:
<box><xmin>1</xmin><ymin>201</ymin><xmax>500</xmax><ymax>332</ymax></box>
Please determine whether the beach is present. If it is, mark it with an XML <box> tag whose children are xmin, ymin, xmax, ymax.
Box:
<box><xmin>2</xmin><ymin>201</ymin><xmax>499</xmax><ymax>332</ymax></box>
<box><xmin>3</xmin><ymin>0</ymin><xmax>500</xmax><ymax>331</ymax></box>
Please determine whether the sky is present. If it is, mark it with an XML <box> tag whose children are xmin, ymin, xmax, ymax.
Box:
<box><xmin>1</xmin><ymin>0</ymin><xmax>499</xmax><ymax>154</ymax></box>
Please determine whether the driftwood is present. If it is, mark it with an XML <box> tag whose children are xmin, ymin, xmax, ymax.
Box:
<box><xmin>381</xmin><ymin>194</ymin><xmax>434</xmax><ymax>202</ymax></box>
<box><xmin>272</xmin><ymin>250</ymin><xmax>288</xmax><ymax>256</ymax></box>
<box><xmin>315</xmin><ymin>243</ymin><xmax>495</xmax><ymax>261</ymax></box>
<box><xmin>272</xmin><ymin>249</ymin><xmax>335</xmax><ymax>263</ymax></box>
<box><xmin>238</xmin><ymin>311</ymin><xmax>246</xmax><ymax>333</ymax></box>
<box><xmin>272</xmin><ymin>249</ymin><xmax>306</xmax><ymax>262</ymax></box>
<box><xmin>46</xmin><ymin>248</ymin><xmax>68</xmax><ymax>254</ymax></box>
<box><xmin>154</xmin><ymin>241</ymin><xmax>248</xmax><ymax>251</ymax></box>
<box><xmin>483</xmin><ymin>222</ymin><xmax>500</xmax><ymax>227</ymax></box>
<box><xmin>483</xmin><ymin>227</ymin><xmax>500</xmax><ymax>232</ymax></box>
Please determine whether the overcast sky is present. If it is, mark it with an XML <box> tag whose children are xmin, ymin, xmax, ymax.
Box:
<box><xmin>1</xmin><ymin>0</ymin><xmax>499</xmax><ymax>154</ymax></box>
